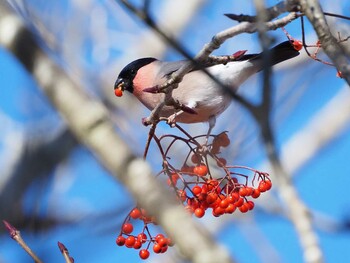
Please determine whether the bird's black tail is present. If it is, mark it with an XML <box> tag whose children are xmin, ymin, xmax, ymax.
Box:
<box><xmin>238</xmin><ymin>40</ymin><xmax>300</xmax><ymax>67</ymax></box>
<box><xmin>267</xmin><ymin>40</ymin><xmax>300</xmax><ymax>65</ymax></box>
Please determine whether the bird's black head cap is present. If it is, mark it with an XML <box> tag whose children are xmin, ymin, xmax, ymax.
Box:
<box><xmin>115</xmin><ymin>57</ymin><xmax>157</xmax><ymax>93</ymax></box>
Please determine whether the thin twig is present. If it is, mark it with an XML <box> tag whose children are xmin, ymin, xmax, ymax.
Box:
<box><xmin>119</xmin><ymin>0</ymin><xmax>299</xmax><ymax>125</ymax></box>
<box><xmin>225</xmin><ymin>0</ymin><xmax>300</xmax><ymax>22</ymax></box>
<box><xmin>143</xmin><ymin>122</ymin><xmax>157</xmax><ymax>159</ymax></box>
<box><xmin>3</xmin><ymin>220</ymin><xmax>43</xmax><ymax>263</ymax></box>
<box><xmin>58</xmin><ymin>242</ymin><xmax>74</xmax><ymax>263</ymax></box>
<box><xmin>252</xmin><ymin>2</ymin><xmax>324</xmax><ymax>263</ymax></box>
<box><xmin>0</xmin><ymin>3</ymin><xmax>234</xmax><ymax>262</ymax></box>
<box><xmin>298</xmin><ymin>0</ymin><xmax>350</xmax><ymax>86</ymax></box>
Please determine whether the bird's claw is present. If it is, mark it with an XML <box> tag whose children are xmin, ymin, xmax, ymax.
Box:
<box><xmin>164</xmin><ymin>115</ymin><xmax>177</xmax><ymax>128</ymax></box>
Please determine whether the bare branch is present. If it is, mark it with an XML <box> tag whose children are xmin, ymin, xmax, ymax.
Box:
<box><xmin>251</xmin><ymin>2</ymin><xmax>324</xmax><ymax>263</ymax></box>
<box><xmin>120</xmin><ymin>0</ymin><xmax>299</xmax><ymax>125</ymax></box>
<box><xmin>225</xmin><ymin>0</ymin><xmax>300</xmax><ymax>22</ymax></box>
<box><xmin>155</xmin><ymin>12</ymin><xmax>299</xmax><ymax>92</ymax></box>
<box><xmin>58</xmin><ymin>242</ymin><xmax>74</xmax><ymax>263</ymax></box>
<box><xmin>298</xmin><ymin>0</ymin><xmax>350</xmax><ymax>85</ymax></box>
<box><xmin>3</xmin><ymin>220</ymin><xmax>43</xmax><ymax>263</ymax></box>
<box><xmin>0</xmin><ymin>2</ymin><xmax>233</xmax><ymax>263</ymax></box>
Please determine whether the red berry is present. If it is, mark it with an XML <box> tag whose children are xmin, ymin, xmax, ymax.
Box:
<box><xmin>137</xmin><ymin>233</ymin><xmax>147</xmax><ymax>243</ymax></box>
<box><xmin>246</xmin><ymin>200</ymin><xmax>255</xmax><ymax>210</ymax></box>
<box><xmin>130</xmin><ymin>208</ymin><xmax>142</xmax><ymax>219</ymax></box>
<box><xmin>229</xmin><ymin>192</ymin><xmax>239</xmax><ymax>203</ymax></box>
<box><xmin>167</xmin><ymin>173</ymin><xmax>179</xmax><ymax>186</ymax></box>
<box><xmin>251</xmin><ymin>189</ymin><xmax>261</xmax><ymax>198</ymax></box>
<box><xmin>258</xmin><ymin>180</ymin><xmax>272</xmax><ymax>192</ymax></box>
<box><xmin>239</xmin><ymin>187</ymin><xmax>248</xmax><ymax>197</ymax></box>
<box><xmin>264</xmin><ymin>180</ymin><xmax>272</xmax><ymax>190</ymax></box>
<box><xmin>116</xmin><ymin>235</ymin><xmax>125</xmax><ymax>246</ymax></box>
<box><xmin>235</xmin><ymin>197</ymin><xmax>244</xmax><ymax>207</ymax></box>
<box><xmin>161</xmin><ymin>245</ymin><xmax>168</xmax><ymax>253</ymax></box>
<box><xmin>206</xmin><ymin>179</ymin><xmax>218</xmax><ymax>190</ymax></box>
<box><xmin>193</xmin><ymin>164</ymin><xmax>208</xmax><ymax>177</ymax></box>
<box><xmin>219</xmin><ymin>198</ymin><xmax>229</xmax><ymax>209</ymax></box>
<box><xmin>153</xmin><ymin>243</ymin><xmax>162</xmax><ymax>253</ymax></box>
<box><xmin>139</xmin><ymin>249</ymin><xmax>150</xmax><ymax>260</ymax></box>
<box><xmin>157</xmin><ymin>237</ymin><xmax>168</xmax><ymax>247</ymax></box>
<box><xmin>155</xmin><ymin>234</ymin><xmax>165</xmax><ymax>242</ymax></box>
<box><xmin>337</xmin><ymin>71</ymin><xmax>343</xmax><ymax>78</ymax></box>
<box><xmin>245</xmin><ymin>187</ymin><xmax>254</xmax><ymax>196</ymax></box>
<box><xmin>122</xmin><ymin>223</ymin><xmax>133</xmax><ymax>234</ymax></box>
<box><xmin>197</xmin><ymin>192</ymin><xmax>207</xmax><ymax>202</ymax></box>
<box><xmin>114</xmin><ymin>88</ymin><xmax>123</xmax><ymax>97</ymax></box>
<box><xmin>125</xmin><ymin>236</ymin><xmax>136</xmax><ymax>248</ymax></box>
<box><xmin>292</xmin><ymin>40</ymin><xmax>303</xmax><ymax>51</ymax></box>
<box><xmin>194</xmin><ymin>207</ymin><xmax>205</xmax><ymax>218</ymax></box>
<box><xmin>206</xmin><ymin>192</ymin><xmax>218</xmax><ymax>205</ymax></box>
<box><xmin>258</xmin><ymin>181</ymin><xmax>267</xmax><ymax>192</ymax></box>
<box><xmin>201</xmin><ymin>184</ymin><xmax>208</xmax><ymax>193</ymax></box>
<box><xmin>187</xmin><ymin>198</ymin><xmax>199</xmax><ymax>209</ymax></box>
<box><xmin>225</xmin><ymin>203</ymin><xmax>236</xmax><ymax>214</ymax></box>
<box><xmin>239</xmin><ymin>203</ymin><xmax>249</xmax><ymax>213</ymax></box>
<box><xmin>213</xmin><ymin>206</ymin><xmax>225</xmax><ymax>217</ymax></box>
<box><xmin>133</xmin><ymin>240</ymin><xmax>142</xmax><ymax>249</ymax></box>
<box><xmin>192</xmin><ymin>185</ymin><xmax>202</xmax><ymax>196</ymax></box>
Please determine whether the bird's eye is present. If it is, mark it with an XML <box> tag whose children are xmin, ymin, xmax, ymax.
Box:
<box><xmin>130</xmin><ymin>69</ymin><xmax>136</xmax><ymax>75</ymax></box>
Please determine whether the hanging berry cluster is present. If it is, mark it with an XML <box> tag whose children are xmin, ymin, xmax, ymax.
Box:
<box><xmin>116</xmin><ymin>207</ymin><xmax>173</xmax><ymax>260</ymax></box>
<box><xmin>116</xmin><ymin>125</ymin><xmax>271</xmax><ymax>260</ymax></box>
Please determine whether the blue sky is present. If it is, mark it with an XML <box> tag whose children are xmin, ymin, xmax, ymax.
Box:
<box><xmin>1</xmin><ymin>1</ymin><xmax>350</xmax><ymax>263</ymax></box>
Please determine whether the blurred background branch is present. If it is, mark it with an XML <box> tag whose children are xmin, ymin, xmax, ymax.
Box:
<box><xmin>0</xmin><ymin>1</ymin><xmax>234</xmax><ymax>263</ymax></box>
<box><xmin>0</xmin><ymin>0</ymin><xmax>349</xmax><ymax>263</ymax></box>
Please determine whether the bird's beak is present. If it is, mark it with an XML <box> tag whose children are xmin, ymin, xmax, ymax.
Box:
<box><xmin>114</xmin><ymin>78</ymin><xmax>125</xmax><ymax>97</ymax></box>
<box><xmin>114</xmin><ymin>78</ymin><xmax>125</xmax><ymax>90</ymax></box>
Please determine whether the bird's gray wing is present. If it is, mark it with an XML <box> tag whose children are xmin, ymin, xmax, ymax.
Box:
<box><xmin>156</xmin><ymin>56</ymin><xmax>255</xmax><ymax>80</ymax></box>
<box><xmin>158</xmin><ymin>41</ymin><xmax>299</xmax><ymax>78</ymax></box>
<box><xmin>156</xmin><ymin>60</ymin><xmax>188</xmax><ymax>80</ymax></box>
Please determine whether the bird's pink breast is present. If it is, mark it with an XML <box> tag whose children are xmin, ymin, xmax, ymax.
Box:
<box><xmin>132</xmin><ymin>62</ymin><xmax>164</xmax><ymax>111</ymax></box>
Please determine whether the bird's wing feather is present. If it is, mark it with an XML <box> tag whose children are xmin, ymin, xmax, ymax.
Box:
<box><xmin>156</xmin><ymin>60</ymin><xmax>188</xmax><ymax>80</ymax></box>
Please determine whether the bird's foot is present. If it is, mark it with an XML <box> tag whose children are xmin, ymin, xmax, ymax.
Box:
<box><xmin>142</xmin><ymin>116</ymin><xmax>159</xmax><ymax>126</ymax></box>
<box><xmin>164</xmin><ymin>115</ymin><xmax>177</xmax><ymax>128</ymax></box>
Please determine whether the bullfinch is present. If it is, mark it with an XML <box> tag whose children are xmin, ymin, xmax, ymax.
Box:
<box><xmin>114</xmin><ymin>41</ymin><xmax>300</xmax><ymax>130</ymax></box>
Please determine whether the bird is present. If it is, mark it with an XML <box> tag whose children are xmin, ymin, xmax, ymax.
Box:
<box><xmin>114</xmin><ymin>41</ymin><xmax>300</xmax><ymax>132</ymax></box>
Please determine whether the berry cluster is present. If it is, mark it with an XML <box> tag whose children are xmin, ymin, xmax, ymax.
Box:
<box><xmin>116</xmin><ymin>208</ymin><xmax>172</xmax><ymax>260</ymax></box>
<box><xmin>177</xmin><ymin>173</ymin><xmax>271</xmax><ymax>218</ymax></box>
<box><xmin>116</xmin><ymin>130</ymin><xmax>271</xmax><ymax>260</ymax></box>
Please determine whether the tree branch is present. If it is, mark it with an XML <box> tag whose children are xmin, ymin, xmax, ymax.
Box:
<box><xmin>299</xmin><ymin>0</ymin><xmax>350</xmax><ymax>85</ymax></box>
<box><xmin>119</xmin><ymin>0</ymin><xmax>299</xmax><ymax>125</ymax></box>
<box><xmin>0</xmin><ymin>2</ymin><xmax>233</xmax><ymax>263</ymax></box>
<box><xmin>251</xmin><ymin>2</ymin><xmax>324</xmax><ymax>263</ymax></box>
